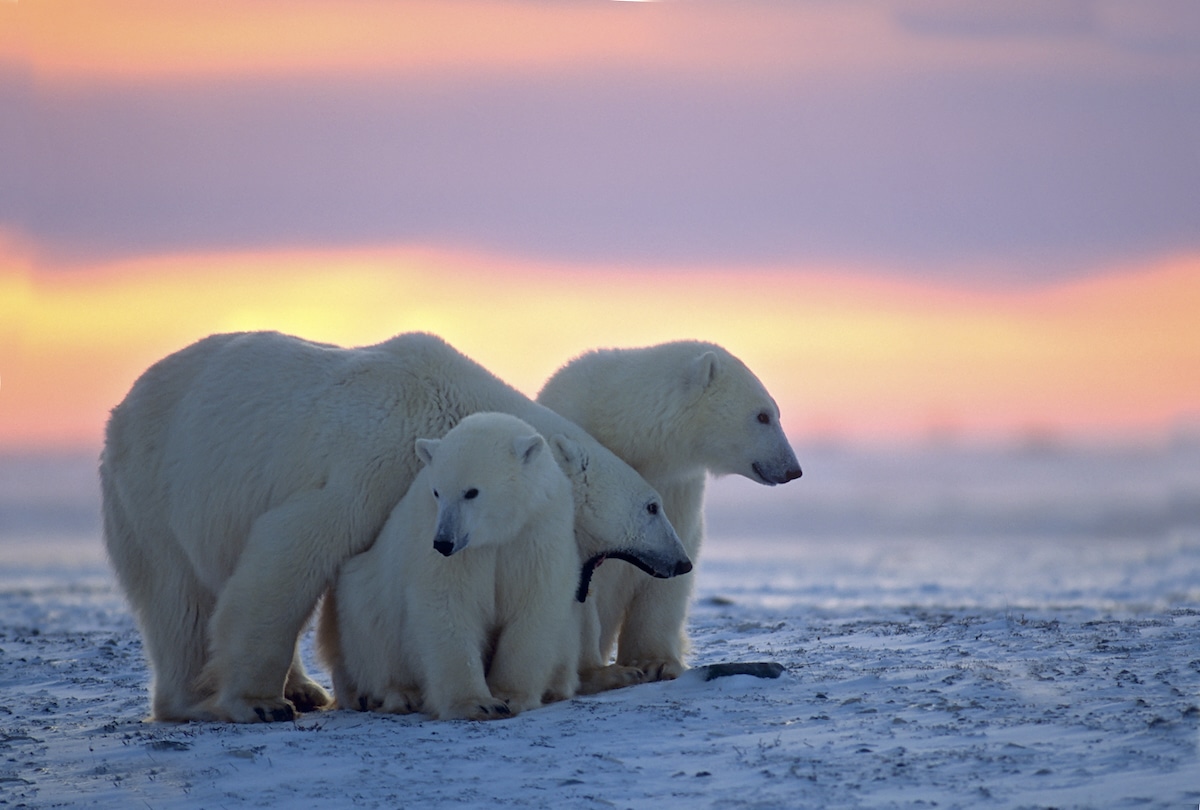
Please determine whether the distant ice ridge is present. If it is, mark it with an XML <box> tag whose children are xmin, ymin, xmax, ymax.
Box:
<box><xmin>706</xmin><ymin>438</ymin><xmax>1200</xmax><ymax>543</ymax></box>
<box><xmin>700</xmin><ymin>531</ymin><xmax>1200</xmax><ymax>613</ymax></box>
<box><xmin>702</xmin><ymin>438</ymin><xmax>1200</xmax><ymax>612</ymax></box>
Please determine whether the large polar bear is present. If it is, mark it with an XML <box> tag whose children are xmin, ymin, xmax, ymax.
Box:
<box><xmin>538</xmin><ymin>341</ymin><xmax>802</xmax><ymax>680</ymax></box>
<box><xmin>101</xmin><ymin>331</ymin><xmax>691</xmax><ymax>723</ymax></box>
<box><xmin>319</xmin><ymin>412</ymin><xmax>581</xmax><ymax>720</ymax></box>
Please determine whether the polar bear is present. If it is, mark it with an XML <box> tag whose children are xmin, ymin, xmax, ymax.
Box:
<box><xmin>319</xmin><ymin>412</ymin><xmax>581</xmax><ymax>720</ymax></box>
<box><xmin>101</xmin><ymin>331</ymin><xmax>690</xmax><ymax>723</ymax></box>
<box><xmin>538</xmin><ymin>341</ymin><xmax>802</xmax><ymax>680</ymax></box>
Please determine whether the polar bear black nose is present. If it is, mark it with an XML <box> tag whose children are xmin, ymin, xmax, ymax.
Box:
<box><xmin>433</xmin><ymin>538</ymin><xmax>455</xmax><ymax>557</ymax></box>
<box><xmin>784</xmin><ymin>466</ymin><xmax>803</xmax><ymax>482</ymax></box>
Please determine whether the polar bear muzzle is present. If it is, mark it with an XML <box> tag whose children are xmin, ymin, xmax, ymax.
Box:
<box><xmin>751</xmin><ymin>459</ymin><xmax>803</xmax><ymax>486</ymax></box>
<box><xmin>432</xmin><ymin>506</ymin><xmax>470</xmax><ymax>556</ymax></box>
<box><xmin>575</xmin><ymin>550</ymin><xmax>694</xmax><ymax>603</ymax></box>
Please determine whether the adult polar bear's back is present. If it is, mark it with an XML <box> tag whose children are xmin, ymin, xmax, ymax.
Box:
<box><xmin>102</xmin><ymin>331</ymin><xmax>690</xmax><ymax>723</ymax></box>
<box><xmin>164</xmin><ymin>334</ymin><xmax>430</xmax><ymax>585</ymax></box>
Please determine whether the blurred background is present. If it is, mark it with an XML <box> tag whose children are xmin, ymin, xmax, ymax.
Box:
<box><xmin>2</xmin><ymin>1</ymin><xmax>1199</xmax><ymax>586</ymax></box>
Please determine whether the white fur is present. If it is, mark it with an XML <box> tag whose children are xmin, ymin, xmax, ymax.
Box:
<box><xmin>320</xmin><ymin>413</ymin><xmax>581</xmax><ymax>720</ymax></box>
<box><xmin>538</xmin><ymin>341</ymin><xmax>802</xmax><ymax>679</ymax></box>
<box><xmin>101</xmin><ymin>331</ymin><xmax>689</xmax><ymax>722</ymax></box>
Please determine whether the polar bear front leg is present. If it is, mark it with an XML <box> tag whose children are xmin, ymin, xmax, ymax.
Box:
<box><xmin>202</xmin><ymin>491</ymin><xmax>364</xmax><ymax>722</ymax></box>
<box><xmin>615</xmin><ymin>571</ymin><xmax>694</xmax><ymax>681</ymax></box>
<box><xmin>488</xmin><ymin>614</ymin><xmax>572</xmax><ymax>715</ymax></box>
<box><xmin>284</xmin><ymin>644</ymin><xmax>331</xmax><ymax>712</ymax></box>
<box><xmin>415</xmin><ymin>609</ymin><xmax>510</xmax><ymax>721</ymax></box>
<box><xmin>574</xmin><ymin>600</ymin><xmax>646</xmax><ymax>694</ymax></box>
<box><xmin>614</xmin><ymin>481</ymin><xmax>702</xmax><ymax>681</ymax></box>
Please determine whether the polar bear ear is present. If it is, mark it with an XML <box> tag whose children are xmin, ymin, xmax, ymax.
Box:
<box><xmin>550</xmin><ymin>434</ymin><xmax>587</xmax><ymax>474</ymax></box>
<box><xmin>689</xmin><ymin>350</ymin><xmax>720</xmax><ymax>391</ymax></box>
<box><xmin>513</xmin><ymin>433</ymin><xmax>545</xmax><ymax>465</ymax></box>
<box><xmin>414</xmin><ymin>437</ymin><xmax>440</xmax><ymax>467</ymax></box>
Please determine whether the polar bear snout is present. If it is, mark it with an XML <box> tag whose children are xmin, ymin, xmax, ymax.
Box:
<box><xmin>648</xmin><ymin>553</ymin><xmax>693</xmax><ymax>579</ymax></box>
<box><xmin>620</xmin><ymin>547</ymin><xmax>693</xmax><ymax>580</ymax></box>
<box><xmin>751</xmin><ymin>457</ymin><xmax>803</xmax><ymax>486</ymax></box>
<box><xmin>432</xmin><ymin>507</ymin><xmax>470</xmax><ymax>556</ymax></box>
<box><xmin>432</xmin><ymin>528</ymin><xmax>470</xmax><ymax>556</ymax></box>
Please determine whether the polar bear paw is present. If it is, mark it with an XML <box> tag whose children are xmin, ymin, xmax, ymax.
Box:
<box><xmin>285</xmin><ymin>677</ymin><xmax>332</xmax><ymax>713</ymax></box>
<box><xmin>251</xmin><ymin>700</ymin><xmax>298</xmax><ymax>723</ymax></box>
<box><xmin>202</xmin><ymin>694</ymin><xmax>298</xmax><ymax>723</ymax></box>
<box><xmin>577</xmin><ymin>664</ymin><xmax>649</xmax><ymax>695</ymax></box>
<box><xmin>349</xmin><ymin>692</ymin><xmax>383</xmax><ymax>712</ymax></box>
<box><xmin>442</xmin><ymin>697</ymin><xmax>514</xmax><ymax>721</ymax></box>
<box><xmin>626</xmin><ymin>659</ymin><xmax>686</xmax><ymax>682</ymax></box>
<box><xmin>380</xmin><ymin>688</ymin><xmax>423</xmax><ymax>715</ymax></box>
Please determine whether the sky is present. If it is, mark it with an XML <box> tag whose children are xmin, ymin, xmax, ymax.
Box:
<box><xmin>2</xmin><ymin>0</ymin><xmax>1199</xmax><ymax>452</ymax></box>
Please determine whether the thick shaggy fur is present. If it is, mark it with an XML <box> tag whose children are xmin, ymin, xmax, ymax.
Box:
<box><xmin>538</xmin><ymin>341</ymin><xmax>802</xmax><ymax>679</ymax></box>
<box><xmin>101</xmin><ymin>331</ymin><xmax>689</xmax><ymax>722</ymax></box>
<box><xmin>319</xmin><ymin>413</ymin><xmax>581</xmax><ymax>720</ymax></box>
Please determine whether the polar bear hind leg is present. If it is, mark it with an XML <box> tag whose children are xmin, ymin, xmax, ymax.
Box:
<box><xmin>102</xmin><ymin>479</ymin><xmax>216</xmax><ymax>721</ymax></box>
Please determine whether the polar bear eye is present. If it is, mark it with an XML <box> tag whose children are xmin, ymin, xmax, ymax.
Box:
<box><xmin>464</xmin><ymin>488</ymin><xmax>479</xmax><ymax>500</ymax></box>
<box><xmin>647</xmin><ymin>502</ymin><xmax>659</xmax><ymax>516</ymax></box>
<box><xmin>757</xmin><ymin>411</ymin><xmax>771</xmax><ymax>425</ymax></box>
<box><xmin>432</xmin><ymin>489</ymin><xmax>439</xmax><ymax>499</ymax></box>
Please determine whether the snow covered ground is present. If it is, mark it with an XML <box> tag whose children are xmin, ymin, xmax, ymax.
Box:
<box><xmin>2</xmin><ymin>441</ymin><xmax>1199</xmax><ymax>809</ymax></box>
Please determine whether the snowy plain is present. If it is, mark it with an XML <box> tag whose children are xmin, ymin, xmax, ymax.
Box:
<box><xmin>2</xmin><ymin>440</ymin><xmax>1199</xmax><ymax>809</ymax></box>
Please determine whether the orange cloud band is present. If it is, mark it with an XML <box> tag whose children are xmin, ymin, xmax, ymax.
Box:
<box><xmin>1</xmin><ymin>0</ymin><xmax>1131</xmax><ymax>85</ymax></box>
<box><xmin>2</xmin><ymin>244</ymin><xmax>1198</xmax><ymax>452</ymax></box>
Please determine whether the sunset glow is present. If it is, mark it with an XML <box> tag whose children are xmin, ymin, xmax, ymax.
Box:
<box><xmin>4</xmin><ymin>243</ymin><xmax>1198</xmax><ymax>452</ymax></box>
<box><xmin>0</xmin><ymin>0</ymin><xmax>1143</xmax><ymax>84</ymax></box>
<box><xmin>0</xmin><ymin>1</ymin><xmax>809</xmax><ymax>80</ymax></box>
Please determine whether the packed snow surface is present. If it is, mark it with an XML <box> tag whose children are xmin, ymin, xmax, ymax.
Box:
<box><xmin>2</xmin><ymin>442</ymin><xmax>1198</xmax><ymax>808</ymax></box>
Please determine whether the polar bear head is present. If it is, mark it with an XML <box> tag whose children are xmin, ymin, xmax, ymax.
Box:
<box><xmin>681</xmin><ymin>344</ymin><xmax>803</xmax><ymax>486</ymax></box>
<box><xmin>544</xmin><ymin>432</ymin><xmax>695</xmax><ymax>601</ymax></box>
<box><xmin>414</xmin><ymin>412</ymin><xmax>567</xmax><ymax>556</ymax></box>
<box><xmin>538</xmin><ymin>341</ymin><xmax>802</xmax><ymax>487</ymax></box>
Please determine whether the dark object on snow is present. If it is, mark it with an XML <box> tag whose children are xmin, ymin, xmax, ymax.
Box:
<box><xmin>694</xmin><ymin>662</ymin><xmax>785</xmax><ymax>681</ymax></box>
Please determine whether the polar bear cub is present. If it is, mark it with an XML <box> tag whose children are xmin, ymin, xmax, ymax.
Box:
<box><xmin>320</xmin><ymin>412</ymin><xmax>580</xmax><ymax>720</ymax></box>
